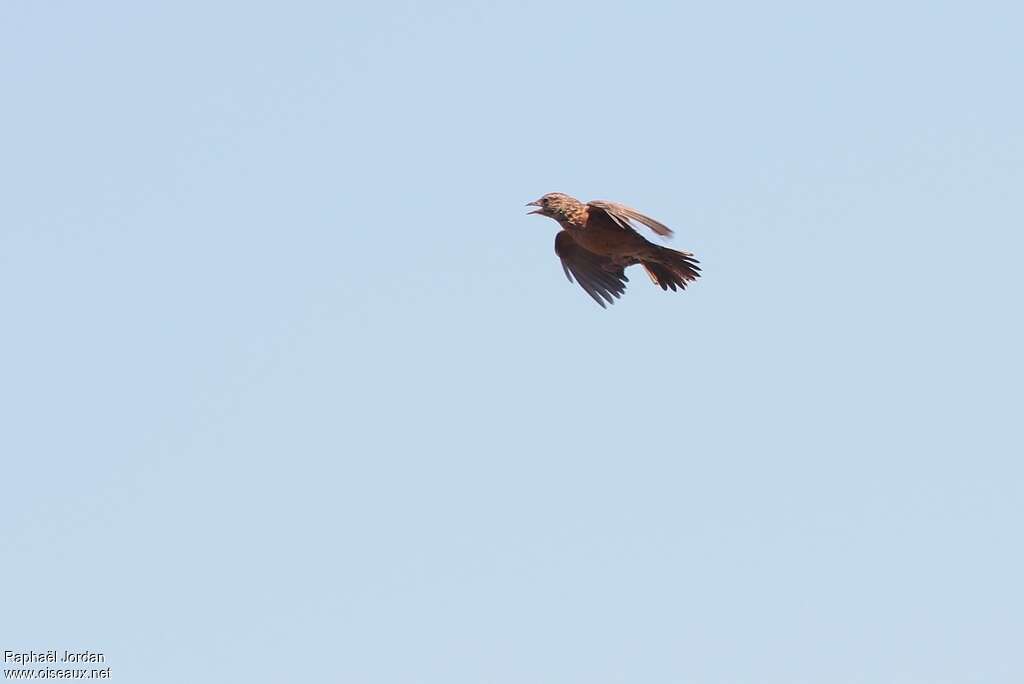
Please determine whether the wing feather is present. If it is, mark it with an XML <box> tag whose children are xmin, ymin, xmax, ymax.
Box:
<box><xmin>554</xmin><ymin>232</ymin><xmax>628</xmax><ymax>308</ymax></box>
<box><xmin>587</xmin><ymin>200</ymin><xmax>674</xmax><ymax>237</ymax></box>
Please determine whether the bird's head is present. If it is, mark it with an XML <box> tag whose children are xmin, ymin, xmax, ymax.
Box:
<box><xmin>526</xmin><ymin>192</ymin><xmax>584</xmax><ymax>222</ymax></box>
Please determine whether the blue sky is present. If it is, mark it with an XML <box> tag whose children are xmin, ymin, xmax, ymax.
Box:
<box><xmin>2</xmin><ymin>2</ymin><xmax>1022</xmax><ymax>682</ymax></box>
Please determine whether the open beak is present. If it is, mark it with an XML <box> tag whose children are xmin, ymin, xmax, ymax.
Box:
<box><xmin>526</xmin><ymin>199</ymin><xmax>542</xmax><ymax>215</ymax></box>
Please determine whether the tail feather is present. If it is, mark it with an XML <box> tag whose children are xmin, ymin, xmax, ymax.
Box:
<box><xmin>641</xmin><ymin>246</ymin><xmax>701</xmax><ymax>292</ymax></box>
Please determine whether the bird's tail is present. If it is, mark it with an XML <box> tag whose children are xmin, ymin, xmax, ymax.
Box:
<box><xmin>641</xmin><ymin>246</ymin><xmax>701</xmax><ymax>291</ymax></box>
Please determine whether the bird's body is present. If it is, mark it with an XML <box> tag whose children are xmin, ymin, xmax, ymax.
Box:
<box><xmin>527</xmin><ymin>192</ymin><xmax>700</xmax><ymax>307</ymax></box>
<box><xmin>561</xmin><ymin>211</ymin><xmax>653</xmax><ymax>263</ymax></box>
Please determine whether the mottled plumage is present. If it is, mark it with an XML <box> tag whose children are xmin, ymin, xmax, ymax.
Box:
<box><xmin>527</xmin><ymin>192</ymin><xmax>700</xmax><ymax>307</ymax></box>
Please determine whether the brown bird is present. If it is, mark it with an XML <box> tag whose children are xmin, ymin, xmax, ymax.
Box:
<box><xmin>526</xmin><ymin>192</ymin><xmax>700</xmax><ymax>307</ymax></box>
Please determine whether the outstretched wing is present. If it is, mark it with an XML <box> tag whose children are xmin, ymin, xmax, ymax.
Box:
<box><xmin>554</xmin><ymin>231</ymin><xmax>628</xmax><ymax>308</ymax></box>
<box><xmin>587</xmin><ymin>200</ymin><xmax>674</xmax><ymax>237</ymax></box>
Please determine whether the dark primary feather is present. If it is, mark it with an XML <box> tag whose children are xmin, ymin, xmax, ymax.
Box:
<box><xmin>554</xmin><ymin>232</ymin><xmax>628</xmax><ymax>308</ymax></box>
<box><xmin>587</xmin><ymin>200</ymin><xmax>674</xmax><ymax>237</ymax></box>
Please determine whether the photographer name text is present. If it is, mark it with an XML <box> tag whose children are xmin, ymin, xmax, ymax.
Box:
<box><xmin>4</xmin><ymin>651</ymin><xmax>105</xmax><ymax>665</ymax></box>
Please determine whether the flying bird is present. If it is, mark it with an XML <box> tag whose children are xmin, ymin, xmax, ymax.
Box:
<box><xmin>526</xmin><ymin>193</ymin><xmax>700</xmax><ymax>307</ymax></box>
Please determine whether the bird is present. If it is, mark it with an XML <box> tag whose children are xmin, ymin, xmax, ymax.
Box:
<box><xmin>526</xmin><ymin>192</ymin><xmax>700</xmax><ymax>307</ymax></box>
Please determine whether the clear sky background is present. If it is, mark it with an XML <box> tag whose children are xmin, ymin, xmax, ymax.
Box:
<box><xmin>2</xmin><ymin>2</ymin><xmax>1022</xmax><ymax>682</ymax></box>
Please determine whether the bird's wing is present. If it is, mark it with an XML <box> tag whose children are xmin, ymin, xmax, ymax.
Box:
<box><xmin>587</xmin><ymin>200</ymin><xmax>674</xmax><ymax>237</ymax></box>
<box><xmin>554</xmin><ymin>231</ymin><xmax>628</xmax><ymax>308</ymax></box>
